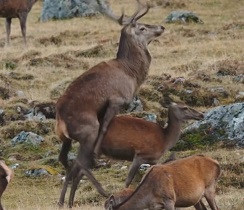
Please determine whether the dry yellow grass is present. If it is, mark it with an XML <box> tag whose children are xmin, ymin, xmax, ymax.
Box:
<box><xmin>0</xmin><ymin>0</ymin><xmax>244</xmax><ymax>209</ymax></box>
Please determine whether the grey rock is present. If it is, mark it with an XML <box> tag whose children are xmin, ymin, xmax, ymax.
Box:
<box><xmin>11</xmin><ymin>131</ymin><xmax>44</xmax><ymax>146</ymax></box>
<box><xmin>25</xmin><ymin>168</ymin><xmax>49</xmax><ymax>177</ymax></box>
<box><xmin>140</xmin><ymin>163</ymin><xmax>151</xmax><ymax>171</ymax></box>
<box><xmin>10</xmin><ymin>163</ymin><xmax>20</xmax><ymax>169</ymax></box>
<box><xmin>233</xmin><ymin>74</ymin><xmax>244</xmax><ymax>83</ymax></box>
<box><xmin>40</xmin><ymin>0</ymin><xmax>109</xmax><ymax>21</ymax></box>
<box><xmin>185</xmin><ymin>102</ymin><xmax>244</xmax><ymax>147</ymax></box>
<box><xmin>143</xmin><ymin>113</ymin><xmax>157</xmax><ymax>122</ymax></box>
<box><xmin>24</xmin><ymin>102</ymin><xmax>56</xmax><ymax>121</ymax></box>
<box><xmin>125</xmin><ymin>96</ymin><xmax>143</xmax><ymax>113</ymax></box>
<box><xmin>165</xmin><ymin>11</ymin><xmax>203</xmax><ymax>24</ymax></box>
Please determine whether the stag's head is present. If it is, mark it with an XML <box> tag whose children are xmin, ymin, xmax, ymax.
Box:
<box><xmin>97</xmin><ymin>0</ymin><xmax>165</xmax><ymax>46</ymax></box>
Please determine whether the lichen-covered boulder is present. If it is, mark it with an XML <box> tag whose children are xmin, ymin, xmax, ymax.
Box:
<box><xmin>40</xmin><ymin>0</ymin><xmax>109</xmax><ymax>21</ymax></box>
<box><xmin>165</xmin><ymin>11</ymin><xmax>203</xmax><ymax>23</ymax></box>
<box><xmin>184</xmin><ymin>102</ymin><xmax>244</xmax><ymax>147</ymax></box>
<box><xmin>11</xmin><ymin>131</ymin><xmax>44</xmax><ymax>146</ymax></box>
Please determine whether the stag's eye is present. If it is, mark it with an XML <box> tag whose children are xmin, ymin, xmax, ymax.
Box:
<box><xmin>139</xmin><ymin>26</ymin><xmax>146</xmax><ymax>31</ymax></box>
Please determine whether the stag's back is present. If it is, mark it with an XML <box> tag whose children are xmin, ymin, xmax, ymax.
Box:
<box><xmin>56</xmin><ymin>61</ymin><xmax>136</xmax><ymax>130</ymax></box>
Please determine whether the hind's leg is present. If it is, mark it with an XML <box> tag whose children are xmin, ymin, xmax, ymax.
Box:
<box><xmin>125</xmin><ymin>155</ymin><xmax>143</xmax><ymax>187</ymax></box>
<box><xmin>204</xmin><ymin>185</ymin><xmax>219</xmax><ymax>210</ymax></box>
<box><xmin>194</xmin><ymin>199</ymin><xmax>207</xmax><ymax>210</ymax></box>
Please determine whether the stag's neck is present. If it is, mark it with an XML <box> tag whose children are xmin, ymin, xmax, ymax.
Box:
<box><xmin>163</xmin><ymin>115</ymin><xmax>182</xmax><ymax>150</ymax></box>
<box><xmin>116</xmin><ymin>34</ymin><xmax>151</xmax><ymax>87</ymax></box>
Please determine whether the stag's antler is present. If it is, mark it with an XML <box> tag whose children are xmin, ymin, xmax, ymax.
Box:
<box><xmin>96</xmin><ymin>0</ymin><xmax>150</xmax><ymax>25</ymax></box>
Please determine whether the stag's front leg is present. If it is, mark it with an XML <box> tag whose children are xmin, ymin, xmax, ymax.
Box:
<box><xmin>94</xmin><ymin>97</ymin><xmax>125</xmax><ymax>156</ymax></box>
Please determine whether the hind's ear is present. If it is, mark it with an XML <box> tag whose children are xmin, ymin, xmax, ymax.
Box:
<box><xmin>105</xmin><ymin>195</ymin><xmax>115</xmax><ymax>210</ymax></box>
<box><xmin>160</xmin><ymin>96</ymin><xmax>174</xmax><ymax>108</ymax></box>
<box><xmin>109</xmin><ymin>195</ymin><xmax>116</xmax><ymax>209</ymax></box>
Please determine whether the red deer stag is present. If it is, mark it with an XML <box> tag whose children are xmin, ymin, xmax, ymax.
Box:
<box><xmin>0</xmin><ymin>160</ymin><xmax>13</xmax><ymax>210</ymax></box>
<box><xmin>105</xmin><ymin>155</ymin><xmax>221</xmax><ymax>210</ymax></box>
<box><xmin>56</xmin><ymin>0</ymin><xmax>165</xmax><ymax>207</ymax></box>
<box><xmin>101</xmin><ymin>102</ymin><xmax>204</xmax><ymax>187</ymax></box>
<box><xmin>0</xmin><ymin>0</ymin><xmax>38</xmax><ymax>46</ymax></box>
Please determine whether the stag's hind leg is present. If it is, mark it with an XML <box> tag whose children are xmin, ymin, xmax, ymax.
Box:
<box><xmin>68</xmin><ymin>165</ymin><xmax>108</xmax><ymax>208</ymax></box>
<box><xmin>67</xmin><ymin>118</ymin><xmax>108</xmax><ymax>207</ymax></box>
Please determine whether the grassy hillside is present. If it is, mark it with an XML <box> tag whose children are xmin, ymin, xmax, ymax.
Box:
<box><xmin>0</xmin><ymin>0</ymin><xmax>243</xmax><ymax>209</ymax></box>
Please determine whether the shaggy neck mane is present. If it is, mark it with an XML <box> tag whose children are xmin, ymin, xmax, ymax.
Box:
<box><xmin>116</xmin><ymin>28</ymin><xmax>151</xmax><ymax>87</ymax></box>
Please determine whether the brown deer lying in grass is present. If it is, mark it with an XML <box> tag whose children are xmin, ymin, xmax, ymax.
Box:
<box><xmin>105</xmin><ymin>155</ymin><xmax>221</xmax><ymax>210</ymax></box>
<box><xmin>101</xmin><ymin>102</ymin><xmax>204</xmax><ymax>187</ymax></box>
<box><xmin>56</xmin><ymin>0</ymin><xmax>165</xmax><ymax>207</ymax></box>
<box><xmin>0</xmin><ymin>160</ymin><xmax>13</xmax><ymax>210</ymax></box>
<box><xmin>0</xmin><ymin>0</ymin><xmax>38</xmax><ymax>46</ymax></box>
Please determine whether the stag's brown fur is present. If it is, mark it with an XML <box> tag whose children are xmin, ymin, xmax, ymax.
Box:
<box><xmin>106</xmin><ymin>155</ymin><xmax>221</xmax><ymax>210</ymax></box>
<box><xmin>0</xmin><ymin>161</ymin><xmax>13</xmax><ymax>210</ymax></box>
<box><xmin>101</xmin><ymin>102</ymin><xmax>204</xmax><ymax>187</ymax></box>
<box><xmin>56</xmin><ymin>0</ymin><xmax>164</xmax><ymax>207</ymax></box>
<box><xmin>0</xmin><ymin>0</ymin><xmax>37</xmax><ymax>45</ymax></box>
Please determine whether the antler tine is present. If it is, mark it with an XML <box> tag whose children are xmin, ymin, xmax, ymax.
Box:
<box><xmin>134</xmin><ymin>1</ymin><xmax>151</xmax><ymax>21</ymax></box>
<box><xmin>96</xmin><ymin>0</ymin><xmax>150</xmax><ymax>25</ymax></box>
<box><xmin>96</xmin><ymin>0</ymin><xmax>125</xmax><ymax>25</ymax></box>
<box><xmin>124</xmin><ymin>0</ymin><xmax>145</xmax><ymax>24</ymax></box>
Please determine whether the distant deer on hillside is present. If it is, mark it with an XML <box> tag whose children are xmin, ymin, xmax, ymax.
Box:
<box><xmin>56</xmin><ymin>0</ymin><xmax>165</xmax><ymax>207</ymax></box>
<box><xmin>105</xmin><ymin>155</ymin><xmax>221</xmax><ymax>210</ymax></box>
<box><xmin>0</xmin><ymin>160</ymin><xmax>13</xmax><ymax>210</ymax></box>
<box><xmin>0</xmin><ymin>0</ymin><xmax>38</xmax><ymax>46</ymax></box>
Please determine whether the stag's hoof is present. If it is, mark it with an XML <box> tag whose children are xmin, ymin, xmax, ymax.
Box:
<box><xmin>57</xmin><ymin>201</ymin><xmax>64</xmax><ymax>208</ymax></box>
<box><xmin>93</xmin><ymin>150</ymin><xmax>101</xmax><ymax>159</ymax></box>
